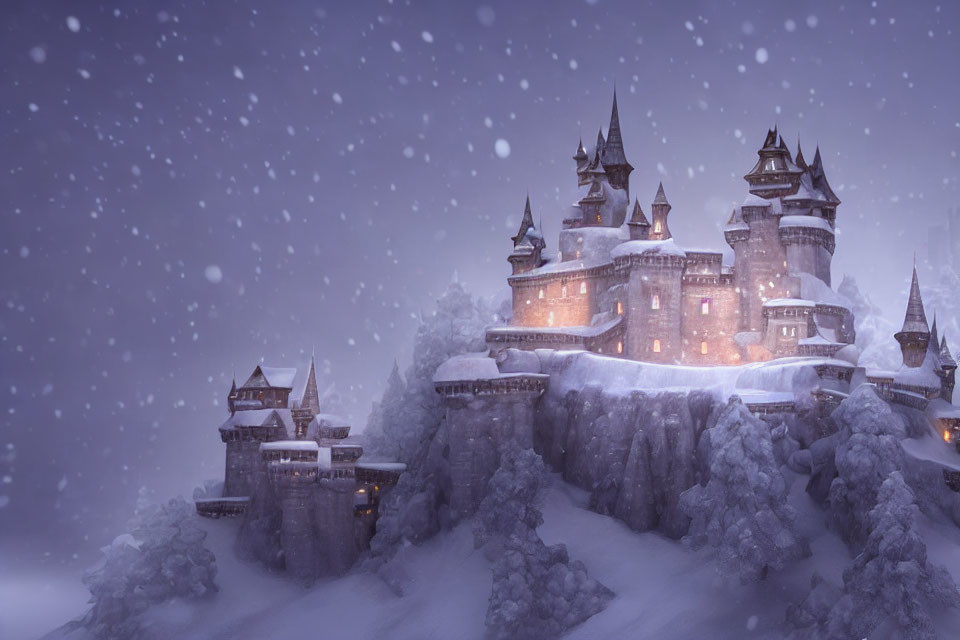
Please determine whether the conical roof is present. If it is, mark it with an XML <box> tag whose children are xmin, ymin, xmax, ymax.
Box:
<box><xmin>629</xmin><ymin>198</ymin><xmax>649</xmax><ymax>226</ymax></box>
<box><xmin>810</xmin><ymin>146</ymin><xmax>840</xmax><ymax>204</ymax></box>
<box><xmin>795</xmin><ymin>141</ymin><xmax>808</xmax><ymax>170</ymax></box>
<box><xmin>899</xmin><ymin>266</ymin><xmax>929</xmax><ymax>334</ymax></box>
<box><xmin>512</xmin><ymin>195</ymin><xmax>536</xmax><ymax>246</ymax></box>
<box><xmin>653</xmin><ymin>182</ymin><xmax>670</xmax><ymax>207</ymax></box>
<box><xmin>600</xmin><ymin>89</ymin><xmax>631</xmax><ymax>168</ymax></box>
<box><xmin>941</xmin><ymin>335</ymin><xmax>957</xmax><ymax>368</ymax></box>
<box><xmin>299</xmin><ymin>355</ymin><xmax>321</xmax><ymax>414</ymax></box>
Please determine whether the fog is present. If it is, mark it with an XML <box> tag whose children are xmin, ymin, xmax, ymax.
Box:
<box><xmin>1</xmin><ymin>1</ymin><xmax>958</xmax><ymax>634</ymax></box>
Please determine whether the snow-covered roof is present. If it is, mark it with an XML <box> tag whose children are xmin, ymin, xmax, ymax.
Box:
<box><xmin>779</xmin><ymin>215</ymin><xmax>834</xmax><ymax>234</ymax></box>
<box><xmin>434</xmin><ymin>353</ymin><xmax>500</xmax><ymax>382</ymax></box>
<box><xmin>260</xmin><ymin>366</ymin><xmax>297</xmax><ymax>388</ymax></box>
<box><xmin>260</xmin><ymin>441</ymin><xmax>319</xmax><ymax>452</ymax></box>
<box><xmin>221</xmin><ymin>409</ymin><xmax>292</xmax><ymax>430</ymax></box>
<box><xmin>763</xmin><ymin>298</ymin><xmax>816</xmax><ymax>308</ymax></box>
<box><xmin>797</xmin><ymin>273</ymin><xmax>852</xmax><ymax>310</ymax></box>
<box><xmin>611</xmin><ymin>238</ymin><xmax>686</xmax><ymax>260</ymax></box>
<box><xmin>487</xmin><ymin>316</ymin><xmax>622</xmax><ymax>339</ymax></box>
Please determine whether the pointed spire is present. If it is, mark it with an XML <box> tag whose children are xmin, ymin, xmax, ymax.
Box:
<box><xmin>795</xmin><ymin>140</ymin><xmax>807</xmax><ymax>170</ymax></box>
<box><xmin>600</xmin><ymin>88</ymin><xmax>631</xmax><ymax>173</ymax></box>
<box><xmin>573</xmin><ymin>137</ymin><xmax>587</xmax><ymax>163</ymax></box>
<box><xmin>653</xmin><ymin>181</ymin><xmax>670</xmax><ymax>206</ymax></box>
<box><xmin>511</xmin><ymin>194</ymin><xmax>536</xmax><ymax>246</ymax></box>
<box><xmin>941</xmin><ymin>335</ymin><xmax>957</xmax><ymax>369</ymax></box>
<box><xmin>595</xmin><ymin>128</ymin><xmax>606</xmax><ymax>155</ymax></box>
<box><xmin>930</xmin><ymin>313</ymin><xmax>940</xmax><ymax>354</ymax></box>
<box><xmin>762</xmin><ymin>127</ymin><xmax>778</xmax><ymax>149</ymax></box>
<box><xmin>900</xmin><ymin>265</ymin><xmax>930</xmax><ymax>334</ymax></box>
<box><xmin>629</xmin><ymin>197</ymin><xmax>649</xmax><ymax>226</ymax></box>
<box><xmin>299</xmin><ymin>353</ymin><xmax>321</xmax><ymax>414</ymax></box>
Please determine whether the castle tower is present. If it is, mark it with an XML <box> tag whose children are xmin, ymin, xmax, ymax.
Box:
<box><xmin>940</xmin><ymin>335</ymin><xmax>957</xmax><ymax>402</ymax></box>
<box><xmin>578</xmin><ymin>164</ymin><xmax>609</xmax><ymax>226</ymax></box>
<box><xmin>600</xmin><ymin>89</ymin><xmax>633</xmax><ymax>197</ymax></box>
<box><xmin>573</xmin><ymin>138</ymin><xmax>588</xmax><ymax>173</ymax></box>
<box><xmin>895</xmin><ymin>266</ymin><xmax>930</xmax><ymax>368</ymax></box>
<box><xmin>227</xmin><ymin>377</ymin><xmax>237</xmax><ymax>414</ymax></box>
<box><xmin>578</xmin><ymin>129</ymin><xmax>606</xmax><ymax>188</ymax></box>
<box><xmin>649</xmin><ymin>182</ymin><xmax>673</xmax><ymax>240</ymax></box>
<box><xmin>292</xmin><ymin>354</ymin><xmax>320</xmax><ymax>438</ymax></box>
<box><xmin>743</xmin><ymin>128</ymin><xmax>804</xmax><ymax>199</ymax></box>
<box><xmin>627</xmin><ymin>198</ymin><xmax>650</xmax><ymax>241</ymax></box>
<box><xmin>808</xmin><ymin>146</ymin><xmax>841</xmax><ymax>225</ymax></box>
<box><xmin>508</xmin><ymin>196</ymin><xmax>546</xmax><ymax>274</ymax></box>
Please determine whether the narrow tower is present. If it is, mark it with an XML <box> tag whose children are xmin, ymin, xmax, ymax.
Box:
<box><xmin>649</xmin><ymin>182</ymin><xmax>673</xmax><ymax>240</ymax></box>
<box><xmin>508</xmin><ymin>195</ymin><xmax>545</xmax><ymax>274</ymax></box>
<box><xmin>940</xmin><ymin>335</ymin><xmax>957</xmax><ymax>402</ymax></box>
<box><xmin>743</xmin><ymin>127</ymin><xmax>803</xmax><ymax>199</ymax></box>
<box><xmin>627</xmin><ymin>198</ymin><xmax>650</xmax><ymax>241</ymax></box>
<box><xmin>894</xmin><ymin>266</ymin><xmax>930</xmax><ymax>368</ymax></box>
<box><xmin>292</xmin><ymin>354</ymin><xmax>321</xmax><ymax>438</ymax></box>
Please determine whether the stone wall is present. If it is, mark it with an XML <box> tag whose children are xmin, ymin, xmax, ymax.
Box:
<box><xmin>224</xmin><ymin>439</ymin><xmax>262</xmax><ymax>497</ymax></box>
<box><xmin>510</xmin><ymin>267</ymin><xmax>621</xmax><ymax>328</ymax></box>
<box><xmin>680</xmin><ymin>277</ymin><xmax>741</xmax><ymax>364</ymax></box>
<box><xmin>624</xmin><ymin>258</ymin><xmax>684</xmax><ymax>362</ymax></box>
<box><xmin>732</xmin><ymin>205</ymin><xmax>790</xmax><ymax>332</ymax></box>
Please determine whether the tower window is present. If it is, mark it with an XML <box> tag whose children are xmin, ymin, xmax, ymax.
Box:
<box><xmin>616</xmin><ymin>301</ymin><xmax>623</xmax><ymax>315</ymax></box>
<box><xmin>654</xmin><ymin>221</ymin><xmax>662</xmax><ymax>234</ymax></box>
<box><xmin>701</xmin><ymin>341</ymin><xmax>708</xmax><ymax>355</ymax></box>
<box><xmin>579</xmin><ymin>281</ymin><xmax>587</xmax><ymax>295</ymax></box>
<box><xmin>651</xmin><ymin>294</ymin><xmax>660</xmax><ymax>310</ymax></box>
<box><xmin>653</xmin><ymin>339</ymin><xmax>662</xmax><ymax>353</ymax></box>
<box><xmin>538</xmin><ymin>288</ymin><xmax>544</xmax><ymax>299</ymax></box>
<box><xmin>617</xmin><ymin>341</ymin><xmax>624</xmax><ymax>354</ymax></box>
<box><xmin>701</xmin><ymin>298</ymin><xmax>711</xmax><ymax>315</ymax></box>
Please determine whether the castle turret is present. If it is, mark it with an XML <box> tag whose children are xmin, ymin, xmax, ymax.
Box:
<box><xmin>578</xmin><ymin>130</ymin><xmax>606</xmax><ymax>188</ymax></box>
<box><xmin>573</xmin><ymin>138</ymin><xmax>588</xmax><ymax>172</ymax></box>
<box><xmin>940</xmin><ymin>335</ymin><xmax>957</xmax><ymax>402</ymax></box>
<box><xmin>649</xmin><ymin>182</ymin><xmax>673</xmax><ymax>240</ymax></box>
<box><xmin>227</xmin><ymin>377</ymin><xmax>237</xmax><ymax>414</ymax></box>
<box><xmin>627</xmin><ymin>198</ymin><xmax>650</xmax><ymax>241</ymax></box>
<box><xmin>600</xmin><ymin>89</ymin><xmax>633</xmax><ymax>197</ymax></box>
<box><xmin>743</xmin><ymin>127</ymin><xmax>804</xmax><ymax>199</ymax></box>
<box><xmin>508</xmin><ymin>196</ymin><xmax>546</xmax><ymax>274</ymax></box>
<box><xmin>895</xmin><ymin>266</ymin><xmax>930</xmax><ymax>368</ymax></box>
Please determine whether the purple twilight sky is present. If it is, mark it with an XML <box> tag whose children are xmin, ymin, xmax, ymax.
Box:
<box><xmin>1</xmin><ymin>0</ymin><xmax>959</xmax><ymax>568</ymax></box>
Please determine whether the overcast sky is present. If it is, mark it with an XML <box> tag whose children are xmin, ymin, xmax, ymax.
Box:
<box><xmin>1</xmin><ymin>0</ymin><xmax>959</xmax><ymax>570</ymax></box>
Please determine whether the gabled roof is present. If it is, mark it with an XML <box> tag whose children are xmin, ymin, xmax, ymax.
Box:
<box><xmin>242</xmin><ymin>365</ymin><xmax>297</xmax><ymax>390</ymax></box>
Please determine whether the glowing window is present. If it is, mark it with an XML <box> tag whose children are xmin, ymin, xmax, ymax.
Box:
<box><xmin>654</xmin><ymin>221</ymin><xmax>662</xmax><ymax>233</ymax></box>
<box><xmin>791</xmin><ymin>327</ymin><xmax>796</xmax><ymax>337</ymax></box>
<box><xmin>617</xmin><ymin>341</ymin><xmax>624</xmax><ymax>354</ymax></box>
<box><xmin>616</xmin><ymin>301</ymin><xmax>623</xmax><ymax>315</ymax></box>
<box><xmin>701</xmin><ymin>298</ymin><xmax>711</xmax><ymax>315</ymax></box>
<box><xmin>782</xmin><ymin>326</ymin><xmax>788</xmax><ymax>336</ymax></box>
<box><xmin>580</xmin><ymin>281</ymin><xmax>587</xmax><ymax>295</ymax></box>
<box><xmin>548</xmin><ymin>311</ymin><xmax>555</xmax><ymax>327</ymax></box>
<box><xmin>538</xmin><ymin>289</ymin><xmax>544</xmax><ymax>299</ymax></box>
<box><xmin>701</xmin><ymin>341</ymin><xmax>708</xmax><ymax>355</ymax></box>
<box><xmin>596</xmin><ymin>213</ymin><xmax>602</xmax><ymax>224</ymax></box>
<box><xmin>653</xmin><ymin>339</ymin><xmax>661</xmax><ymax>353</ymax></box>
<box><xmin>651</xmin><ymin>294</ymin><xmax>660</xmax><ymax>310</ymax></box>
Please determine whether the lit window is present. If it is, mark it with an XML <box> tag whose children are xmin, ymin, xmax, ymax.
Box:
<box><xmin>617</xmin><ymin>341</ymin><xmax>624</xmax><ymax>354</ymax></box>
<box><xmin>580</xmin><ymin>281</ymin><xmax>587</xmax><ymax>295</ymax></box>
<box><xmin>701</xmin><ymin>298</ymin><xmax>711</xmax><ymax>315</ymax></box>
<box><xmin>616</xmin><ymin>301</ymin><xmax>623</xmax><ymax>315</ymax></box>
<box><xmin>538</xmin><ymin>289</ymin><xmax>544</xmax><ymax>299</ymax></box>
<box><xmin>653</xmin><ymin>339</ymin><xmax>662</xmax><ymax>353</ymax></box>
<box><xmin>652</xmin><ymin>294</ymin><xmax>660</xmax><ymax>310</ymax></box>
<box><xmin>562</xmin><ymin>285</ymin><xmax>568</xmax><ymax>297</ymax></box>
<box><xmin>791</xmin><ymin>327</ymin><xmax>796</xmax><ymax>337</ymax></box>
<box><xmin>654</xmin><ymin>221</ymin><xmax>662</xmax><ymax>233</ymax></box>
<box><xmin>782</xmin><ymin>326</ymin><xmax>788</xmax><ymax>336</ymax></box>
<box><xmin>548</xmin><ymin>311</ymin><xmax>555</xmax><ymax>327</ymax></box>
<box><xmin>596</xmin><ymin>213</ymin><xmax>602</xmax><ymax>224</ymax></box>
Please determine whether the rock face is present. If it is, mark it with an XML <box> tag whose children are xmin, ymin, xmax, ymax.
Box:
<box><xmin>534</xmin><ymin>377</ymin><xmax>718</xmax><ymax>539</ymax></box>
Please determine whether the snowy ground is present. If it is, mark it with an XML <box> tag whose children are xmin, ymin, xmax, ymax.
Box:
<box><xmin>39</xmin><ymin>463</ymin><xmax>960</xmax><ymax>640</ymax></box>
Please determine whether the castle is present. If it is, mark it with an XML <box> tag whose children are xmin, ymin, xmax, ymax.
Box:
<box><xmin>196</xmin><ymin>356</ymin><xmax>405</xmax><ymax>581</ymax></box>
<box><xmin>487</xmin><ymin>90</ymin><xmax>855</xmax><ymax>365</ymax></box>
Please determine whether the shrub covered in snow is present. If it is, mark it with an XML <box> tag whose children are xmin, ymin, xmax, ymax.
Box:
<box><xmin>82</xmin><ymin>491</ymin><xmax>218</xmax><ymax>639</ymax></box>
<box><xmin>827</xmin><ymin>384</ymin><xmax>906</xmax><ymax>545</ymax></box>
<box><xmin>680</xmin><ymin>396</ymin><xmax>808</xmax><ymax>583</ymax></box>
<box><xmin>475</xmin><ymin>445</ymin><xmax>613</xmax><ymax>640</ymax></box>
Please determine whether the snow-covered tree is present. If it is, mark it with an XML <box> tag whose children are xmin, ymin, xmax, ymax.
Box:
<box><xmin>792</xmin><ymin>473</ymin><xmax>958</xmax><ymax>640</ymax></box>
<box><xmin>82</xmin><ymin>492</ymin><xmax>218</xmax><ymax>639</ymax></box>
<box><xmin>476</xmin><ymin>444</ymin><xmax>613</xmax><ymax>640</ymax></box>
<box><xmin>680</xmin><ymin>396</ymin><xmax>808</xmax><ymax>583</ymax></box>
<box><xmin>838</xmin><ymin>274</ymin><xmax>900</xmax><ymax>371</ymax></box>
<box><xmin>828</xmin><ymin>384</ymin><xmax>906</xmax><ymax>545</ymax></box>
<box><xmin>365</xmin><ymin>281</ymin><xmax>492</xmax><ymax>465</ymax></box>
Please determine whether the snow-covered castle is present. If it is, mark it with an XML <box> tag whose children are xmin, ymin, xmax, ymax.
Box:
<box><xmin>196</xmin><ymin>357</ymin><xmax>405</xmax><ymax>582</ymax></box>
<box><xmin>489</xmin><ymin>91</ymin><xmax>854</xmax><ymax>365</ymax></box>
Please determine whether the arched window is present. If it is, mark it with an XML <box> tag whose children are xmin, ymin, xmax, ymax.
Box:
<box><xmin>617</xmin><ymin>341</ymin><xmax>624</xmax><ymax>355</ymax></box>
<box><xmin>782</xmin><ymin>326</ymin><xmax>788</xmax><ymax>336</ymax></box>
<box><xmin>616</xmin><ymin>301</ymin><xmax>623</xmax><ymax>315</ymax></box>
<box><xmin>701</xmin><ymin>341</ymin><xmax>708</xmax><ymax>355</ymax></box>
<box><xmin>654</xmin><ymin>221</ymin><xmax>662</xmax><ymax>234</ymax></box>
<box><xmin>538</xmin><ymin>288</ymin><xmax>544</xmax><ymax>299</ymax></box>
<box><xmin>653</xmin><ymin>339</ymin><xmax>661</xmax><ymax>353</ymax></box>
<box><xmin>579</xmin><ymin>281</ymin><xmax>587</xmax><ymax>295</ymax></box>
<box><xmin>651</xmin><ymin>294</ymin><xmax>660</xmax><ymax>310</ymax></box>
<box><xmin>561</xmin><ymin>285</ymin><xmax>568</xmax><ymax>297</ymax></box>
<box><xmin>701</xmin><ymin>298</ymin><xmax>711</xmax><ymax>315</ymax></box>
